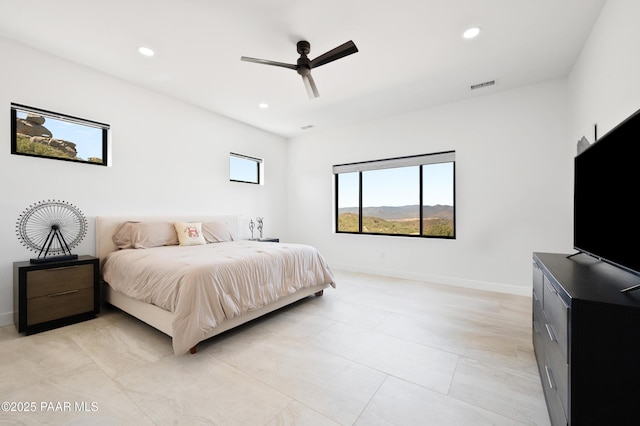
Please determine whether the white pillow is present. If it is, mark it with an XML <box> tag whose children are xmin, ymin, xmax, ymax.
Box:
<box><xmin>202</xmin><ymin>220</ymin><xmax>235</xmax><ymax>243</ymax></box>
<box><xmin>173</xmin><ymin>222</ymin><xmax>206</xmax><ymax>246</ymax></box>
<box><xmin>112</xmin><ymin>221</ymin><xmax>179</xmax><ymax>249</ymax></box>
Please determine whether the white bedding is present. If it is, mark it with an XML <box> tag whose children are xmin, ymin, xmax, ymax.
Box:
<box><xmin>102</xmin><ymin>240</ymin><xmax>336</xmax><ymax>354</ymax></box>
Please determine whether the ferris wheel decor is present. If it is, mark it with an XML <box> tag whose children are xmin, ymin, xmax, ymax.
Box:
<box><xmin>16</xmin><ymin>200</ymin><xmax>88</xmax><ymax>264</ymax></box>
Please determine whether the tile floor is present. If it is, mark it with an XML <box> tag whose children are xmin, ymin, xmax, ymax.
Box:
<box><xmin>0</xmin><ymin>271</ymin><xmax>550</xmax><ymax>425</ymax></box>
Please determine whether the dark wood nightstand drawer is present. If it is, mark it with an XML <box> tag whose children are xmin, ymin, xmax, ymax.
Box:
<box><xmin>27</xmin><ymin>287</ymin><xmax>94</xmax><ymax>326</ymax></box>
<box><xmin>26</xmin><ymin>264</ymin><xmax>94</xmax><ymax>298</ymax></box>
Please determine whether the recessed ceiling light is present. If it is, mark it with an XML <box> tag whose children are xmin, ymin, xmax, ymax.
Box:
<box><xmin>138</xmin><ymin>46</ymin><xmax>155</xmax><ymax>57</ymax></box>
<box><xmin>463</xmin><ymin>27</ymin><xmax>481</xmax><ymax>39</ymax></box>
<box><xmin>258</xmin><ymin>103</ymin><xmax>269</xmax><ymax>109</ymax></box>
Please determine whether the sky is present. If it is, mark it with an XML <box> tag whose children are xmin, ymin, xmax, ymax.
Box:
<box><xmin>338</xmin><ymin>162</ymin><xmax>454</xmax><ymax>208</ymax></box>
<box><xmin>17</xmin><ymin>111</ymin><xmax>104</xmax><ymax>161</ymax></box>
<box><xmin>229</xmin><ymin>155</ymin><xmax>259</xmax><ymax>183</ymax></box>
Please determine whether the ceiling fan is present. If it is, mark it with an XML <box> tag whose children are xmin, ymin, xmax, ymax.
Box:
<box><xmin>241</xmin><ymin>40</ymin><xmax>358</xmax><ymax>99</ymax></box>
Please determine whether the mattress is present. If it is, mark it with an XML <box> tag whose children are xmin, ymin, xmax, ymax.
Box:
<box><xmin>102</xmin><ymin>240</ymin><xmax>336</xmax><ymax>354</ymax></box>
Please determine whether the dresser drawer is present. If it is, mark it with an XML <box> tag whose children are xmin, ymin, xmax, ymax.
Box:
<box><xmin>533</xmin><ymin>284</ymin><xmax>543</xmax><ymax>322</ymax></box>
<box><xmin>533</xmin><ymin>295</ymin><xmax>544</xmax><ymax>355</ymax></box>
<box><xmin>541</xmin><ymin>312</ymin><xmax>569</xmax><ymax>418</ymax></box>
<box><xmin>533</xmin><ymin>289</ymin><xmax>544</xmax><ymax>345</ymax></box>
<box><xmin>26</xmin><ymin>264</ymin><xmax>94</xmax><ymax>299</ymax></box>
<box><xmin>540</xmin><ymin>352</ymin><xmax>568</xmax><ymax>426</ymax></box>
<box><xmin>27</xmin><ymin>287</ymin><xmax>94</xmax><ymax>326</ymax></box>
<box><xmin>533</xmin><ymin>261</ymin><xmax>544</xmax><ymax>303</ymax></box>
<box><xmin>543</xmin><ymin>275</ymin><xmax>569</xmax><ymax>351</ymax></box>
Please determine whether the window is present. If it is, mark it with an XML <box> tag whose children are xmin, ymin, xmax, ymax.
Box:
<box><xmin>363</xmin><ymin>166</ymin><xmax>420</xmax><ymax>235</ymax></box>
<box><xmin>11</xmin><ymin>103</ymin><xmax>110</xmax><ymax>166</ymax></box>
<box><xmin>229</xmin><ymin>152</ymin><xmax>262</xmax><ymax>184</ymax></box>
<box><xmin>334</xmin><ymin>151</ymin><xmax>455</xmax><ymax>238</ymax></box>
<box><xmin>336</xmin><ymin>172</ymin><xmax>359</xmax><ymax>232</ymax></box>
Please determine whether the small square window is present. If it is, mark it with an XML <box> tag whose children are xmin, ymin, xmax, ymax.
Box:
<box><xmin>230</xmin><ymin>153</ymin><xmax>262</xmax><ymax>184</ymax></box>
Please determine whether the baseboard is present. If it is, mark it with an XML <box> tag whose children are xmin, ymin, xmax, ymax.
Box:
<box><xmin>330</xmin><ymin>263</ymin><xmax>532</xmax><ymax>297</ymax></box>
<box><xmin>0</xmin><ymin>311</ymin><xmax>14</xmax><ymax>328</ymax></box>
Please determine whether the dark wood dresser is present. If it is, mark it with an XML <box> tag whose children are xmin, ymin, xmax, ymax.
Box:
<box><xmin>13</xmin><ymin>255</ymin><xmax>100</xmax><ymax>334</ymax></box>
<box><xmin>533</xmin><ymin>252</ymin><xmax>640</xmax><ymax>425</ymax></box>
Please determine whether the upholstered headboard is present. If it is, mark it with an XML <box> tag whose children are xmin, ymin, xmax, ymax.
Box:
<box><xmin>95</xmin><ymin>215</ymin><xmax>241</xmax><ymax>263</ymax></box>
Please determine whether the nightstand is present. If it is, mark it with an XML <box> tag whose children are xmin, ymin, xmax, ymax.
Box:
<box><xmin>256</xmin><ymin>238</ymin><xmax>279</xmax><ymax>242</ymax></box>
<box><xmin>13</xmin><ymin>255</ymin><xmax>100</xmax><ymax>334</ymax></box>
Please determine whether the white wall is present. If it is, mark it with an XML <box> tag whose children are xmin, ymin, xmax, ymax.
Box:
<box><xmin>0</xmin><ymin>38</ymin><xmax>287</xmax><ymax>326</ymax></box>
<box><xmin>285</xmin><ymin>79</ymin><xmax>573</xmax><ymax>295</ymax></box>
<box><xmin>568</xmin><ymin>0</ymin><xmax>640</xmax><ymax>142</ymax></box>
<box><xmin>285</xmin><ymin>0</ymin><xmax>640</xmax><ymax>296</ymax></box>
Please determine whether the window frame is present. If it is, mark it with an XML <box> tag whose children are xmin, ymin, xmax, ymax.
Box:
<box><xmin>229</xmin><ymin>152</ymin><xmax>263</xmax><ymax>185</ymax></box>
<box><xmin>11</xmin><ymin>103</ymin><xmax>110</xmax><ymax>166</ymax></box>
<box><xmin>334</xmin><ymin>151</ymin><xmax>456</xmax><ymax>239</ymax></box>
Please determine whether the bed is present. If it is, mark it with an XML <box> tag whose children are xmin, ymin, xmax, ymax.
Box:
<box><xmin>96</xmin><ymin>215</ymin><xmax>335</xmax><ymax>355</ymax></box>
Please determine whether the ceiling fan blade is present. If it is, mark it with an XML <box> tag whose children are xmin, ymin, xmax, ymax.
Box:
<box><xmin>302</xmin><ymin>74</ymin><xmax>320</xmax><ymax>99</ymax></box>
<box><xmin>309</xmin><ymin>40</ymin><xmax>358</xmax><ymax>69</ymax></box>
<box><xmin>240</xmin><ymin>56</ymin><xmax>297</xmax><ymax>70</ymax></box>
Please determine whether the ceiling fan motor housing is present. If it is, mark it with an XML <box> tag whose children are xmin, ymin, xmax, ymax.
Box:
<box><xmin>296</xmin><ymin>41</ymin><xmax>311</xmax><ymax>76</ymax></box>
<box><xmin>297</xmin><ymin>59</ymin><xmax>311</xmax><ymax>75</ymax></box>
<box><xmin>296</xmin><ymin>40</ymin><xmax>311</xmax><ymax>55</ymax></box>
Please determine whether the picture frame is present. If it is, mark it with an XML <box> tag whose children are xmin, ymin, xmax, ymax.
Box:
<box><xmin>11</xmin><ymin>103</ymin><xmax>110</xmax><ymax>166</ymax></box>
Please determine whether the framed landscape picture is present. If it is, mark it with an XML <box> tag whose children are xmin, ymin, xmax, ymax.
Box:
<box><xmin>11</xmin><ymin>103</ymin><xmax>109</xmax><ymax>166</ymax></box>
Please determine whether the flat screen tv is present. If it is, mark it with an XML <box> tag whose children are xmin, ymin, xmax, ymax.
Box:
<box><xmin>574</xmin><ymin>106</ymin><xmax>640</xmax><ymax>276</ymax></box>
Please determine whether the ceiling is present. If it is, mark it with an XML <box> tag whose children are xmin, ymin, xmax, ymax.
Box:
<box><xmin>0</xmin><ymin>0</ymin><xmax>606</xmax><ymax>139</ymax></box>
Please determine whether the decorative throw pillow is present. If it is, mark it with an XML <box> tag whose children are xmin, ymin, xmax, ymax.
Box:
<box><xmin>174</xmin><ymin>221</ymin><xmax>206</xmax><ymax>246</ymax></box>
<box><xmin>202</xmin><ymin>220</ymin><xmax>235</xmax><ymax>243</ymax></box>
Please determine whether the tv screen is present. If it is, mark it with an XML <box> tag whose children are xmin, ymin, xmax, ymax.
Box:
<box><xmin>574</xmin><ymin>107</ymin><xmax>640</xmax><ymax>275</ymax></box>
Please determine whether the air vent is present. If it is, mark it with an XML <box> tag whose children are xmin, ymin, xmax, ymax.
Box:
<box><xmin>470</xmin><ymin>80</ymin><xmax>496</xmax><ymax>90</ymax></box>
<box><xmin>300</xmin><ymin>124</ymin><xmax>315</xmax><ymax>130</ymax></box>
